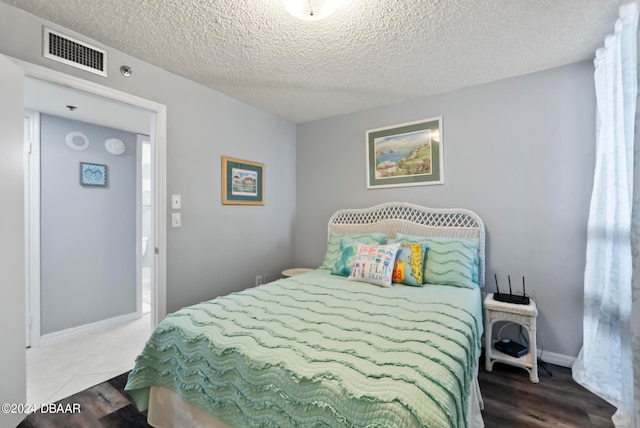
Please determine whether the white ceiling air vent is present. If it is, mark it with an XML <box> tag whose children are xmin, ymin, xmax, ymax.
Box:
<box><xmin>43</xmin><ymin>27</ymin><xmax>107</xmax><ymax>77</ymax></box>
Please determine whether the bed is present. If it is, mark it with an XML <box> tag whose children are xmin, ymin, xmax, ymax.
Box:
<box><xmin>125</xmin><ymin>202</ymin><xmax>486</xmax><ymax>427</ymax></box>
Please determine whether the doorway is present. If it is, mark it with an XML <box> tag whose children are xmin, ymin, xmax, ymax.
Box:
<box><xmin>0</xmin><ymin>55</ymin><xmax>167</xmax><ymax>415</ymax></box>
<box><xmin>23</xmin><ymin>77</ymin><xmax>161</xmax><ymax>404</ymax></box>
<box><xmin>24</xmin><ymin>77</ymin><xmax>157</xmax><ymax>347</ymax></box>
<box><xmin>138</xmin><ymin>136</ymin><xmax>153</xmax><ymax>316</ymax></box>
<box><xmin>13</xmin><ymin>55</ymin><xmax>167</xmax><ymax>327</ymax></box>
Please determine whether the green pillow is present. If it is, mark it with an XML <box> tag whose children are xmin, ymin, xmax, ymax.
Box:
<box><xmin>320</xmin><ymin>232</ymin><xmax>386</xmax><ymax>270</ymax></box>
<box><xmin>397</xmin><ymin>234</ymin><xmax>478</xmax><ymax>289</ymax></box>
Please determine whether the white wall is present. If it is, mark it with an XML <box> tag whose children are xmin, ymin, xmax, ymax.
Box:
<box><xmin>294</xmin><ymin>61</ymin><xmax>596</xmax><ymax>358</ymax></box>
<box><xmin>0</xmin><ymin>53</ymin><xmax>26</xmax><ymax>428</ymax></box>
<box><xmin>40</xmin><ymin>114</ymin><xmax>138</xmax><ymax>334</ymax></box>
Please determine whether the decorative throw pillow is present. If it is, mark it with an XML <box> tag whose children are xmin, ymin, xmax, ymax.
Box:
<box><xmin>392</xmin><ymin>242</ymin><xmax>428</xmax><ymax>286</ymax></box>
<box><xmin>320</xmin><ymin>232</ymin><xmax>386</xmax><ymax>270</ymax></box>
<box><xmin>347</xmin><ymin>242</ymin><xmax>401</xmax><ymax>288</ymax></box>
<box><xmin>332</xmin><ymin>236</ymin><xmax>387</xmax><ymax>276</ymax></box>
<box><xmin>397</xmin><ymin>234</ymin><xmax>479</xmax><ymax>289</ymax></box>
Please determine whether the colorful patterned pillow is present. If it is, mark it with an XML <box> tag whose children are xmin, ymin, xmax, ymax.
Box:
<box><xmin>392</xmin><ymin>242</ymin><xmax>428</xmax><ymax>287</ymax></box>
<box><xmin>397</xmin><ymin>234</ymin><xmax>479</xmax><ymax>289</ymax></box>
<box><xmin>347</xmin><ymin>242</ymin><xmax>401</xmax><ymax>288</ymax></box>
<box><xmin>320</xmin><ymin>232</ymin><xmax>386</xmax><ymax>270</ymax></box>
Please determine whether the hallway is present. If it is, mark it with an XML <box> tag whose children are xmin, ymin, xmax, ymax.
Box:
<box><xmin>27</xmin><ymin>314</ymin><xmax>150</xmax><ymax>407</ymax></box>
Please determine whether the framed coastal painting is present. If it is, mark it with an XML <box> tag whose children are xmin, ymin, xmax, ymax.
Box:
<box><xmin>366</xmin><ymin>117</ymin><xmax>443</xmax><ymax>189</ymax></box>
<box><xmin>221</xmin><ymin>156</ymin><xmax>264</xmax><ymax>205</ymax></box>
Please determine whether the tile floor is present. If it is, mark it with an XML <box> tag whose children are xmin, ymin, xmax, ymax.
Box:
<box><xmin>26</xmin><ymin>313</ymin><xmax>151</xmax><ymax>407</ymax></box>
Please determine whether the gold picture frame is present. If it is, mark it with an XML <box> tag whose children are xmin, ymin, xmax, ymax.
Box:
<box><xmin>221</xmin><ymin>156</ymin><xmax>265</xmax><ymax>205</ymax></box>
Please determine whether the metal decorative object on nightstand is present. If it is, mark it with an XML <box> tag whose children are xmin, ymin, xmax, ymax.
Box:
<box><xmin>281</xmin><ymin>268</ymin><xmax>313</xmax><ymax>277</ymax></box>
<box><xmin>484</xmin><ymin>293</ymin><xmax>539</xmax><ymax>383</ymax></box>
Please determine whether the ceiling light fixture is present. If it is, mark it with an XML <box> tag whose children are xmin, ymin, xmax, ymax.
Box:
<box><xmin>283</xmin><ymin>0</ymin><xmax>340</xmax><ymax>21</ymax></box>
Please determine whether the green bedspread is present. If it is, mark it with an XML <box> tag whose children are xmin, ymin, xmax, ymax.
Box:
<box><xmin>125</xmin><ymin>269</ymin><xmax>483</xmax><ymax>427</ymax></box>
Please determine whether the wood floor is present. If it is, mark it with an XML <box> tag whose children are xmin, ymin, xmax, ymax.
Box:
<box><xmin>478</xmin><ymin>361</ymin><xmax>615</xmax><ymax>427</ymax></box>
<box><xmin>18</xmin><ymin>361</ymin><xmax>615</xmax><ymax>427</ymax></box>
<box><xmin>17</xmin><ymin>372</ymin><xmax>149</xmax><ymax>428</ymax></box>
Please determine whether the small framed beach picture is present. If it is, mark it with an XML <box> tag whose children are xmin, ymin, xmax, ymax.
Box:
<box><xmin>221</xmin><ymin>156</ymin><xmax>264</xmax><ymax>205</ymax></box>
<box><xmin>366</xmin><ymin>117</ymin><xmax>443</xmax><ymax>189</ymax></box>
<box><xmin>80</xmin><ymin>162</ymin><xmax>107</xmax><ymax>187</ymax></box>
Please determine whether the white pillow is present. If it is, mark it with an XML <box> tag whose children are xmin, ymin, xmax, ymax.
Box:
<box><xmin>347</xmin><ymin>242</ymin><xmax>401</xmax><ymax>288</ymax></box>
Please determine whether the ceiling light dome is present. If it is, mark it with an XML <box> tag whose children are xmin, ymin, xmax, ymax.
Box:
<box><xmin>283</xmin><ymin>0</ymin><xmax>340</xmax><ymax>21</ymax></box>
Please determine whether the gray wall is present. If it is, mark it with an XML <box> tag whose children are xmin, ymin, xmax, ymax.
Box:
<box><xmin>40</xmin><ymin>114</ymin><xmax>137</xmax><ymax>334</ymax></box>
<box><xmin>294</xmin><ymin>61</ymin><xmax>595</xmax><ymax>358</ymax></box>
<box><xmin>0</xmin><ymin>2</ymin><xmax>297</xmax><ymax>319</ymax></box>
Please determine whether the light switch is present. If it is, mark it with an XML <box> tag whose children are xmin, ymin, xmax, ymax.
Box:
<box><xmin>171</xmin><ymin>194</ymin><xmax>182</xmax><ymax>210</ymax></box>
<box><xmin>171</xmin><ymin>212</ymin><xmax>182</xmax><ymax>228</ymax></box>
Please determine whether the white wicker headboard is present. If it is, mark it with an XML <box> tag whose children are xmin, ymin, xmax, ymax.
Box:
<box><xmin>327</xmin><ymin>202</ymin><xmax>486</xmax><ymax>287</ymax></box>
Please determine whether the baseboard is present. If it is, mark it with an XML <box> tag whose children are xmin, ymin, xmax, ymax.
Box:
<box><xmin>38</xmin><ymin>312</ymin><xmax>141</xmax><ymax>346</ymax></box>
<box><xmin>482</xmin><ymin>346</ymin><xmax>576</xmax><ymax>368</ymax></box>
<box><xmin>537</xmin><ymin>350</ymin><xmax>575</xmax><ymax>368</ymax></box>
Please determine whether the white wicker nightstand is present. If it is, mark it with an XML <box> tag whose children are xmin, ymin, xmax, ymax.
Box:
<box><xmin>281</xmin><ymin>268</ymin><xmax>313</xmax><ymax>277</ymax></box>
<box><xmin>483</xmin><ymin>293</ymin><xmax>539</xmax><ymax>383</ymax></box>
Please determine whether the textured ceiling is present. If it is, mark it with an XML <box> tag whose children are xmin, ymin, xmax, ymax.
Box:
<box><xmin>3</xmin><ymin>0</ymin><xmax>628</xmax><ymax>123</ymax></box>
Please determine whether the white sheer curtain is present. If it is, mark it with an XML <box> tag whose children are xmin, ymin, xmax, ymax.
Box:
<box><xmin>572</xmin><ymin>2</ymin><xmax>639</xmax><ymax>427</ymax></box>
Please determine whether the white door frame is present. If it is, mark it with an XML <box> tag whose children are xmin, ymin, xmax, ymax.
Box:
<box><xmin>23</xmin><ymin>109</ymin><xmax>40</xmax><ymax>347</ymax></box>
<box><xmin>14</xmin><ymin>57</ymin><xmax>167</xmax><ymax>344</ymax></box>
<box><xmin>136</xmin><ymin>135</ymin><xmax>143</xmax><ymax>317</ymax></box>
<box><xmin>136</xmin><ymin>134</ymin><xmax>154</xmax><ymax>317</ymax></box>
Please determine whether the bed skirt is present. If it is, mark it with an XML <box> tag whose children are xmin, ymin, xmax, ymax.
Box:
<box><xmin>146</xmin><ymin>373</ymin><xmax>485</xmax><ymax>428</ymax></box>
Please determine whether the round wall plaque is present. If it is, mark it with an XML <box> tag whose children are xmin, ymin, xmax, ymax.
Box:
<box><xmin>65</xmin><ymin>131</ymin><xmax>90</xmax><ymax>151</ymax></box>
<box><xmin>105</xmin><ymin>138</ymin><xmax>126</xmax><ymax>155</ymax></box>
